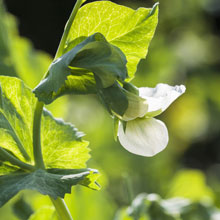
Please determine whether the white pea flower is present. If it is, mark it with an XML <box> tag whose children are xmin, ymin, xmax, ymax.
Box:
<box><xmin>118</xmin><ymin>83</ymin><xmax>186</xmax><ymax>157</ymax></box>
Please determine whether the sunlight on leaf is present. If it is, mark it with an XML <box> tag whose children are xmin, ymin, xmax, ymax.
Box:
<box><xmin>66</xmin><ymin>1</ymin><xmax>159</xmax><ymax>80</ymax></box>
<box><xmin>0</xmin><ymin>76</ymin><xmax>99</xmax><ymax>207</ymax></box>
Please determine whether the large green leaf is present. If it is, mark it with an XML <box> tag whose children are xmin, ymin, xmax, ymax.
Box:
<box><xmin>34</xmin><ymin>33</ymin><xmax>127</xmax><ymax>104</ymax></box>
<box><xmin>0</xmin><ymin>169</ymin><xmax>96</xmax><ymax>207</ymax></box>
<box><xmin>0</xmin><ymin>76</ymin><xmax>99</xmax><ymax>206</ymax></box>
<box><xmin>0</xmin><ymin>76</ymin><xmax>92</xmax><ymax>171</ymax></box>
<box><xmin>66</xmin><ymin>1</ymin><xmax>159</xmax><ymax>80</ymax></box>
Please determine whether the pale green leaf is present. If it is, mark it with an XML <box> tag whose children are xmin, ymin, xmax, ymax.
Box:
<box><xmin>0</xmin><ymin>76</ymin><xmax>36</xmax><ymax>163</ymax></box>
<box><xmin>0</xmin><ymin>76</ymin><xmax>99</xmax><ymax>200</ymax></box>
<box><xmin>0</xmin><ymin>76</ymin><xmax>92</xmax><ymax>171</ymax></box>
<box><xmin>66</xmin><ymin>1</ymin><xmax>159</xmax><ymax>80</ymax></box>
<box><xmin>41</xmin><ymin>110</ymin><xmax>90</xmax><ymax>169</ymax></box>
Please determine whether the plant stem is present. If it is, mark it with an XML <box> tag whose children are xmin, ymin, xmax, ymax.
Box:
<box><xmin>32</xmin><ymin>1</ymin><xmax>83</xmax><ymax>218</ymax></box>
<box><xmin>33</xmin><ymin>101</ymin><xmax>45</xmax><ymax>169</ymax></box>
<box><xmin>54</xmin><ymin>0</ymin><xmax>85</xmax><ymax>59</ymax></box>
<box><xmin>50</xmin><ymin>197</ymin><xmax>73</xmax><ymax>220</ymax></box>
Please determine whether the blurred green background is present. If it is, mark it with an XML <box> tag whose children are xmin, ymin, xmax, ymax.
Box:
<box><xmin>0</xmin><ymin>0</ymin><xmax>220</xmax><ymax>219</ymax></box>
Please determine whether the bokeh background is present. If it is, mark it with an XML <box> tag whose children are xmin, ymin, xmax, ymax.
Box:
<box><xmin>1</xmin><ymin>0</ymin><xmax>220</xmax><ymax>219</ymax></box>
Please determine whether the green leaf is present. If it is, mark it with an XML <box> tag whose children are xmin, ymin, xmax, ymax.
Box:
<box><xmin>41</xmin><ymin>110</ymin><xmax>90</xmax><ymax>169</ymax></box>
<box><xmin>66</xmin><ymin>1</ymin><xmax>159</xmax><ymax>80</ymax></box>
<box><xmin>97</xmin><ymin>82</ymin><xmax>128</xmax><ymax>117</ymax></box>
<box><xmin>0</xmin><ymin>76</ymin><xmax>92</xmax><ymax>171</ymax></box>
<box><xmin>0</xmin><ymin>169</ymin><xmax>96</xmax><ymax>207</ymax></box>
<box><xmin>0</xmin><ymin>76</ymin><xmax>99</xmax><ymax>206</ymax></box>
<box><xmin>34</xmin><ymin>33</ymin><xmax>127</xmax><ymax>104</ymax></box>
<box><xmin>48</xmin><ymin>168</ymin><xmax>100</xmax><ymax>190</ymax></box>
<box><xmin>0</xmin><ymin>77</ymin><xmax>36</xmax><ymax>163</ymax></box>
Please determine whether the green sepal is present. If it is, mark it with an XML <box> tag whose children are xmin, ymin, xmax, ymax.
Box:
<box><xmin>113</xmin><ymin>117</ymin><xmax>119</xmax><ymax>141</ymax></box>
<box><xmin>122</xmin><ymin>121</ymin><xmax>127</xmax><ymax>133</ymax></box>
<box><xmin>123</xmin><ymin>82</ymin><xmax>139</xmax><ymax>95</ymax></box>
<box><xmin>97</xmin><ymin>81</ymin><xmax>128</xmax><ymax>117</ymax></box>
<box><xmin>34</xmin><ymin>33</ymin><xmax>127</xmax><ymax>104</ymax></box>
<box><xmin>0</xmin><ymin>168</ymin><xmax>98</xmax><ymax>208</ymax></box>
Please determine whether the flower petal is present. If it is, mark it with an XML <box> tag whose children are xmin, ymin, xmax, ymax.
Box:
<box><xmin>121</xmin><ymin>91</ymin><xmax>148</xmax><ymax>121</ymax></box>
<box><xmin>139</xmin><ymin>84</ymin><xmax>186</xmax><ymax>117</ymax></box>
<box><xmin>118</xmin><ymin>117</ymin><xmax>169</xmax><ymax>157</ymax></box>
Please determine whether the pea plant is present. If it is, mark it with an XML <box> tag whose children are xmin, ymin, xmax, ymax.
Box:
<box><xmin>0</xmin><ymin>0</ymin><xmax>185</xmax><ymax>219</ymax></box>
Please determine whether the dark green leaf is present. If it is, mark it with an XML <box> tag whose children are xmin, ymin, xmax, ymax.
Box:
<box><xmin>97</xmin><ymin>82</ymin><xmax>128</xmax><ymax>117</ymax></box>
<box><xmin>34</xmin><ymin>33</ymin><xmax>127</xmax><ymax>104</ymax></box>
<box><xmin>0</xmin><ymin>168</ymin><xmax>97</xmax><ymax>207</ymax></box>
<box><xmin>13</xmin><ymin>196</ymin><xmax>33</xmax><ymax>220</ymax></box>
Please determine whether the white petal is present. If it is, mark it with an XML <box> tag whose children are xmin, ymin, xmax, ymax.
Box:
<box><xmin>121</xmin><ymin>91</ymin><xmax>148</xmax><ymax>121</ymax></box>
<box><xmin>139</xmin><ymin>84</ymin><xmax>186</xmax><ymax>116</ymax></box>
<box><xmin>118</xmin><ymin>118</ymin><xmax>169</xmax><ymax>157</ymax></box>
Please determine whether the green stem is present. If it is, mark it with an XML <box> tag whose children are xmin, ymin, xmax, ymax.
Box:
<box><xmin>54</xmin><ymin>0</ymin><xmax>85</xmax><ymax>59</ymax></box>
<box><xmin>32</xmin><ymin>1</ymin><xmax>83</xmax><ymax>218</ymax></box>
<box><xmin>33</xmin><ymin>101</ymin><xmax>45</xmax><ymax>169</ymax></box>
<box><xmin>50</xmin><ymin>197</ymin><xmax>73</xmax><ymax>220</ymax></box>
<box><xmin>0</xmin><ymin>147</ymin><xmax>34</xmax><ymax>171</ymax></box>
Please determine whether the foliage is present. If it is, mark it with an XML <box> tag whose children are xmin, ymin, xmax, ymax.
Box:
<box><xmin>115</xmin><ymin>193</ymin><xmax>220</xmax><ymax>220</ymax></box>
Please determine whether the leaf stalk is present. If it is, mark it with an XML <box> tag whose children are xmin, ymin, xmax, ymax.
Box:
<box><xmin>33</xmin><ymin>101</ymin><xmax>45</xmax><ymax>169</ymax></box>
<box><xmin>50</xmin><ymin>197</ymin><xmax>73</xmax><ymax>220</ymax></box>
<box><xmin>0</xmin><ymin>147</ymin><xmax>34</xmax><ymax>171</ymax></box>
<box><xmin>55</xmin><ymin>0</ymin><xmax>85</xmax><ymax>59</ymax></box>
